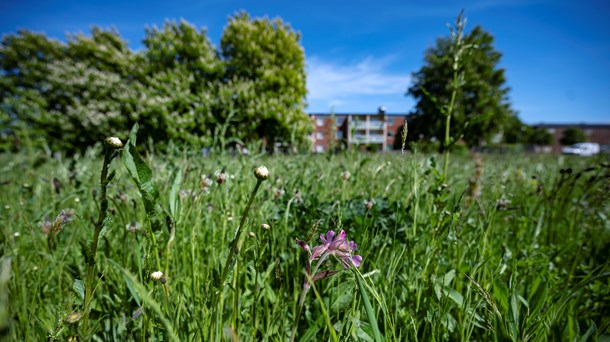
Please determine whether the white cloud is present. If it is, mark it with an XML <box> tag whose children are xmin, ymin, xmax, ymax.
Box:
<box><xmin>306</xmin><ymin>56</ymin><xmax>410</xmax><ymax>102</ymax></box>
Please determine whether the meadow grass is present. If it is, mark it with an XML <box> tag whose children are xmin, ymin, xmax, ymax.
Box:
<box><xmin>0</xmin><ymin>143</ymin><xmax>609</xmax><ymax>341</ymax></box>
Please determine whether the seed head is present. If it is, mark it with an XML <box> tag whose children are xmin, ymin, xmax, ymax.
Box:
<box><xmin>254</xmin><ymin>166</ymin><xmax>269</xmax><ymax>181</ymax></box>
<box><xmin>105</xmin><ymin>137</ymin><xmax>123</xmax><ymax>149</ymax></box>
<box><xmin>248</xmin><ymin>231</ymin><xmax>256</xmax><ymax>238</ymax></box>
<box><xmin>65</xmin><ymin>312</ymin><xmax>82</xmax><ymax>324</ymax></box>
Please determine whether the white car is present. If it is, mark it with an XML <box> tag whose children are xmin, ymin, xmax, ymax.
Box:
<box><xmin>561</xmin><ymin>142</ymin><xmax>600</xmax><ymax>156</ymax></box>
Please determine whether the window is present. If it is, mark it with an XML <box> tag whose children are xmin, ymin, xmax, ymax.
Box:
<box><xmin>316</xmin><ymin>118</ymin><xmax>325</xmax><ymax>127</ymax></box>
<box><xmin>315</xmin><ymin>145</ymin><xmax>325</xmax><ymax>153</ymax></box>
<box><xmin>316</xmin><ymin>132</ymin><xmax>324</xmax><ymax>140</ymax></box>
<box><xmin>336</xmin><ymin>131</ymin><xmax>343</xmax><ymax>139</ymax></box>
<box><xmin>387</xmin><ymin>118</ymin><xmax>394</xmax><ymax>125</ymax></box>
<box><xmin>388</xmin><ymin>132</ymin><xmax>393</xmax><ymax>137</ymax></box>
<box><xmin>336</xmin><ymin>116</ymin><xmax>345</xmax><ymax>126</ymax></box>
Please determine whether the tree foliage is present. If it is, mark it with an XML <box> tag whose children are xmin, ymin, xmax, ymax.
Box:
<box><xmin>407</xmin><ymin>25</ymin><xmax>515</xmax><ymax>149</ymax></box>
<box><xmin>560</xmin><ymin>127</ymin><xmax>586</xmax><ymax>146</ymax></box>
<box><xmin>527</xmin><ymin>127</ymin><xmax>554</xmax><ymax>146</ymax></box>
<box><xmin>0</xmin><ymin>13</ymin><xmax>310</xmax><ymax>152</ymax></box>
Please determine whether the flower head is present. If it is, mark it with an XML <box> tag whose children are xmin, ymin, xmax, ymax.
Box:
<box><xmin>150</xmin><ymin>271</ymin><xmax>165</xmax><ymax>283</ymax></box>
<box><xmin>105</xmin><ymin>137</ymin><xmax>123</xmax><ymax>149</ymax></box>
<box><xmin>309</xmin><ymin>229</ymin><xmax>362</xmax><ymax>268</ymax></box>
<box><xmin>254</xmin><ymin>166</ymin><xmax>269</xmax><ymax>181</ymax></box>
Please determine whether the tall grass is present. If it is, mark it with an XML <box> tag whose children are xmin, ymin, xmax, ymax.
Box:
<box><xmin>0</xmin><ymin>139</ymin><xmax>608</xmax><ymax>341</ymax></box>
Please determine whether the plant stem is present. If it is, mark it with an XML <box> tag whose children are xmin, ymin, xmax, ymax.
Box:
<box><xmin>289</xmin><ymin>284</ymin><xmax>310</xmax><ymax>342</ymax></box>
<box><xmin>443</xmin><ymin>58</ymin><xmax>459</xmax><ymax>179</ymax></box>
<box><xmin>83</xmin><ymin>148</ymin><xmax>114</xmax><ymax>337</ymax></box>
<box><xmin>212</xmin><ymin>178</ymin><xmax>263</xmax><ymax>339</ymax></box>
<box><xmin>219</xmin><ymin>179</ymin><xmax>262</xmax><ymax>286</ymax></box>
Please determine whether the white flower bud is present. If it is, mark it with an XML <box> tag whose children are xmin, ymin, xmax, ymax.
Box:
<box><xmin>254</xmin><ymin>166</ymin><xmax>269</xmax><ymax>181</ymax></box>
<box><xmin>261</xmin><ymin>223</ymin><xmax>270</xmax><ymax>230</ymax></box>
<box><xmin>105</xmin><ymin>137</ymin><xmax>123</xmax><ymax>148</ymax></box>
<box><xmin>150</xmin><ymin>271</ymin><xmax>164</xmax><ymax>281</ymax></box>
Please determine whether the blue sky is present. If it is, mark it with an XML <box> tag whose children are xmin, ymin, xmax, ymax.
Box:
<box><xmin>1</xmin><ymin>0</ymin><xmax>609</xmax><ymax>123</ymax></box>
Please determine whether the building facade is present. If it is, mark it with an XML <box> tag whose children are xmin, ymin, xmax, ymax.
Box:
<box><xmin>534</xmin><ymin>123</ymin><xmax>610</xmax><ymax>153</ymax></box>
<box><xmin>309</xmin><ymin>109</ymin><xmax>407</xmax><ymax>152</ymax></box>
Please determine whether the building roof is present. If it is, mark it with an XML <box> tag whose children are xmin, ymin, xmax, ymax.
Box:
<box><xmin>534</xmin><ymin>123</ymin><xmax>610</xmax><ymax>129</ymax></box>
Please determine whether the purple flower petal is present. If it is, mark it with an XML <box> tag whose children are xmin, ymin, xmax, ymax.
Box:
<box><xmin>311</xmin><ymin>244</ymin><xmax>328</xmax><ymax>260</ymax></box>
<box><xmin>320</xmin><ymin>230</ymin><xmax>335</xmax><ymax>244</ymax></box>
<box><xmin>351</xmin><ymin>255</ymin><xmax>362</xmax><ymax>267</ymax></box>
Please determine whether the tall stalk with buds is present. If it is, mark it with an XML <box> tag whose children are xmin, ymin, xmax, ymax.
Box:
<box><xmin>211</xmin><ymin>165</ymin><xmax>269</xmax><ymax>341</ymax></box>
<box><xmin>442</xmin><ymin>11</ymin><xmax>468</xmax><ymax>178</ymax></box>
<box><xmin>82</xmin><ymin>137</ymin><xmax>123</xmax><ymax>336</ymax></box>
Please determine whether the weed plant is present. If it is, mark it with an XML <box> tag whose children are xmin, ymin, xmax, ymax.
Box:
<box><xmin>0</xmin><ymin>134</ymin><xmax>609</xmax><ymax>341</ymax></box>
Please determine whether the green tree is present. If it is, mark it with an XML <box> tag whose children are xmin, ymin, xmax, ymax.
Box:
<box><xmin>560</xmin><ymin>127</ymin><xmax>586</xmax><ymax>145</ymax></box>
<box><xmin>502</xmin><ymin>114</ymin><xmax>529</xmax><ymax>144</ymax></box>
<box><xmin>1</xmin><ymin>13</ymin><xmax>311</xmax><ymax>152</ymax></box>
<box><xmin>528</xmin><ymin>127</ymin><xmax>554</xmax><ymax>146</ymax></box>
<box><xmin>220</xmin><ymin>12</ymin><xmax>310</xmax><ymax>148</ymax></box>
<box><xmin>0</xmin><ymin>29</ymin><xmax>137</xmax><ymax>150</ymax></box>
<box><xmin>407</xmin><ymin>25</ymin><xmax>514</xmax><ymax>150</ymax></box>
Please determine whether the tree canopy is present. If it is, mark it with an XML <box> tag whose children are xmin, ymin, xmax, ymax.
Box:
<box><xmin>0</xmin><ymin>13</ymin><xmax>310</xmax><ymax>152</ymax></box>
<box><xmin>406</xmin><ymin>25</ymin><xmax>515</xmax><ymax>149</ymax></box>
<box><xmin>560</xmin><ymin>127</ymin><xmax>586</xmax><ymax>146</ymax></box>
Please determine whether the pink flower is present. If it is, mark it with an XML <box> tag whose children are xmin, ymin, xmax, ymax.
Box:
<box><xmin>309</xmin><ymin>229</ymin><xmax>362</xmax><ymax>268</ymax></box>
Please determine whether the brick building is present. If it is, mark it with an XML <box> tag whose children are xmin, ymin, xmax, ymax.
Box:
<box><xmin>534</xmin><ymin>123</ymin><xmax>610</xmax><ymax>153</ymax></box>
<box><xmin>309</xmin><ymin>108</ymin><xmax>407</xmax><ymax>152</ymax></box>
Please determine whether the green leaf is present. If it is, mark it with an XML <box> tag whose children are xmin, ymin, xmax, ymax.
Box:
<box><xmin>107</xmin><ymin>259</ymin><xmax>179</xmax><ymax>342</ymax></box>
<box><xmin>353</xmin><ymin>268</ymin><xmax>383</xmax><ymax>342</ymax></box>
<box><xmin>73</xmin><ymin>279</ymin><xmax>85</xmax><ymax>301</ymax></box>
<box><xmin>99</xmin><ymin>215</ymin><xmax>113</xmax><ymax>240</ymax></box>
<box><xmin>169</xmin><ymin>170</ymin><xmax>183</xmax><ymax>221</ymax></box>
<box><xmin>122</xmin><ymin>123</ymin><xmax>159</xmax><ymax>220</ymax></box>
<box><xmin>444</xmin><ymin>286</ymin><xmax>464</xmax><ymax>307</ymax></box>
<box><xmin>122</xmin><ymin>272</ymin><xmax>141</xmax><ymax>307</ymax></box>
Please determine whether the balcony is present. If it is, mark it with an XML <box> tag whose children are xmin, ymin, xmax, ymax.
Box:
<box><xmin>353</xmin><ymin>120</ymin><xmax>385</xmax><ymax>130</ymax></box>
<box><xmin>352</xmin><ymin>133</ymin><xmax>385</xmax><ymax>144</ymax></box>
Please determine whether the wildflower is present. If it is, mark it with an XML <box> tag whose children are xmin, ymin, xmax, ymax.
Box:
<box><xmin>214</xmin><ymin>169</ymin><xmax>228</xmax><ymax>184</ymax></box>
<box><xmin>341</xmin><ymin>170</ymin><xmax>351</xmax><ymax>181</ymax></box>
<box><xmin>365</xmin><ymin>199</ymin><xmax>375</xmax><ymax>211</ymax></box>
<box><xmin>201</xmin><ymin>175</ymin><xmax>213</xmax><ymax>190</ymax></box>
<box><xmin>254</xmin><ymin>165</ymin><xmax>269</xmax><ymax>181</ymax></box>
<box><xmin>310</xmin><ymin>230</ymin><xmax>362</xmax><ymax>268</ymax></box>
<box><xmin>105</xmin><ymin>137</ymin><xmax>123</xmax><ymax>149</ymax></box>
<box><xmin>261</xmin><ymin>223</ymin><xmax>270</xmax><ymax>230</ymax></box>
<box><xmin>179</xmin><ymin>189</ymin><xmax>195</xmax><ymax>202</ymax></box>
<box><xmin>248</xmin><ymin>231</ymin><xmax>256</xmax><ymax>238</ymax></box>
<box><xmin>150</xmin><ymin>271</ymin><xmax>165</xmax><ymax>283</ymax></box>
<box><xmin>51</xmin><ymin>209</ymin><xmax>76</xmax><ymax>237</ymax></box>
<box><xmin>126</xmin><ymin>221</ymin><xmax>142</xmax><ymax>234</ymax></box>
<box><xmin>273</xmin><ymin>187</ymin><xmax>285</xmax><ymax>200</ymax></box>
